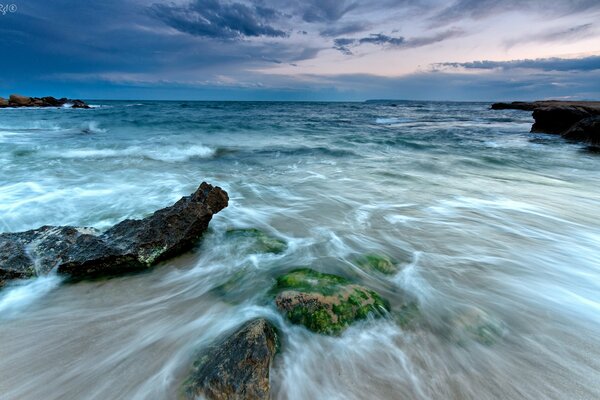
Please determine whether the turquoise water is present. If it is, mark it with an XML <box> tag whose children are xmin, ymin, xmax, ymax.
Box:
<box><xmin>1</xmin><ymin>101</ymin><xmax>600</xmax><ymax>399</ymax></box>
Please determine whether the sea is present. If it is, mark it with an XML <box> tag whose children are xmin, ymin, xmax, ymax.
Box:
<box><xmin>0</xmin><ymin>101</ymin><xmax>599</xmax><ymax>399</ymax></box>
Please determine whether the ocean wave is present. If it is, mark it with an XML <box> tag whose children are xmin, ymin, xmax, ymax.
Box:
<box><xmin>53</xmin><ymin>144</ymin><xmax>217</xmax><ymax>162</ymax></box>
<box><xmin>80</xmin><ymin>121</ymin><xmax>107</xmax><ymax>134</ymax></box>
<box><xmin>0</xmin><ymin>275</ymin><xmax>63</xmax><ymax>319</ymax></box>
<box><xmin>375</xmin><ymin>117</ymin><xmax>411</xmax><ymax>124</ymax></box>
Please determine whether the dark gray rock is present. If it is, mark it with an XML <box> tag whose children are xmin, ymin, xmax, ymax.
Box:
<box><xmin>491</xmin><ymin>101</ymin><xmax>600</xmax><ymax>142</ymax></box>
<box><xmin>183</xmin><ymin>319</ymin><xmax>279</xmax><ymax>400</ymax></box>
<box><xmin>562</xmin><ymin>116</ymin><xmax>600</xmax><ymax>145</ymax></box>
<box><xmin>0</xmin><ymin>182</ymin><xmax>228</xmax><ymax>286</ymax></box>
<box><xmin>531</xmin><ymin>106</ymin><xmax>593</xmax><ymax>134</ymax></box>
<box><xmin>0</xmin><ymin>97</ymin><xmax>8</xmax><ymax>107</ymax></box>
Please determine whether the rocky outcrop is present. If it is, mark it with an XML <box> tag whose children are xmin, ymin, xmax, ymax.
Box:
<box><xmin>0</xmin><ymin>182</ymin><xmax>228</xmax><ymax>286</ymax></box>
<box><xmin>183</xmin><ymin>319</ymin><xmax>279</xmax><ymax>400</ymax></box>
<box><xmin>271</xmin><ymin>268</ymin><xmax>391</xmax><ymax>335</ymax></box>
<box><xmin>0</xmin><ymin>94</ymin><xmax>91</xmax><ymax>108</ymax></box>
<box><xmin>562</xmin><ymin>116</ymin><xmax>600</xmax><ymax>145</ymax></box>
<box><xmin>491</xmin><ymin>101</ymin><xmax>600</xmax><ymax>145</ymax></box>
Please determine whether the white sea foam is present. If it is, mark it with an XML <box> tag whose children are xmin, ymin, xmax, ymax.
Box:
<box><xmin>375</xmin><ymin>117</ymin><xmax>410</xmax><ymax>124</ymax></box>
<box><xmin>0</xmin><ymin>275</ymin><xmax>62</xmax><ymax>319</ymax></box>
<box><xmin>53</xmin><ymin>144</ymin><xmax>216</xmax><ymax>162</ymax></box>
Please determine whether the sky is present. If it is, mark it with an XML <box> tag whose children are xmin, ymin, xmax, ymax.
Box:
<box><xmin>0</xmin><ymin>0</ymin><xmax>599</xmax><ymax>101</ymax></box>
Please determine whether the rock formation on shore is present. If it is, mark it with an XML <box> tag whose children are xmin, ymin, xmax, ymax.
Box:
<box><xmin>0</xmin><ymin>94</ymin><xmax>91</xmax><ymax>108</ymax></box>
<box><xmin>491</xmin><ymin>101</ymin><xmax>600</xmax><ymax>145</ymax></box>
<box><xmin>182</xmin><ymin>319</ymin><xmax>279</xmax><ymax>400</ymax></box>
<box><xmin>0</xmin><ymin>182</ymin><xmax>228</xmax><ymax>287</ymax></box>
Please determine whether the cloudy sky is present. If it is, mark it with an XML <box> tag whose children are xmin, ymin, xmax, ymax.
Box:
<box><xmin>1</xmin><ymin>0</ymin><xmax>599</xmax><ymax>100</ymax></box>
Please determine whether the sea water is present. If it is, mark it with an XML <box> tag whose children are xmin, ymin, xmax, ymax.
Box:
<box><xmin>0</xmin><ymin>101</ymin><xmax>599</xmax><ymax>399</ymax></box>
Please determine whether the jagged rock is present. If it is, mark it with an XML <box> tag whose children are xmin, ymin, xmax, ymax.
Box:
<box><xmin>562</xmin><ymin>116</ymin><xmax>600</xmax><ymax>145</ymax></box>
<box><xmin>271</xmin><ymin>268</ymin><xmax>390</xmax><ymax>335</ymax></box>
<box><xmin>0</xmin><ymin>182</ymin><xmax>228</xmax><ymax>286</ymax></box>
<box><xmin>9</xmin><ymin>94</ymin><xmax>32</xmax><ymax>106</ymax></box>
<box><xmin>183</xmin><ymin>319</ymin><xmax>279</xmax><ymax>400</ymax></box>
<box><xmin>2</xmin><ymin>94</ymin><xmax>91</xmax><ymax>108</ymax></box>
<box><xmin>41</xmin><ymin>96</ymin><xmax>61</xmax><ymax>106</ymax></box>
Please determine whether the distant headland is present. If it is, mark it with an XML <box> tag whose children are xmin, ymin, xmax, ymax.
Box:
<box><xmin>0</xmin><ymin>94</ymin><xmax>90</xmax><ymax>108</ymax></box>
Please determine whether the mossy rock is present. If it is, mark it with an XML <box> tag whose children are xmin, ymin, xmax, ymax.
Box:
<box><xmin>355</xmin><ymin>253</ymin><xmax>399</xmax><ymax>275</ymax></box>
<box><xmin>271</xmin><ymin>268</ymin><xmax>390</xmax><ymax>335</ymax></box>
<box><xmin>225</xmin><ymin>228</ymin><xmax>287</xmax><ymax>254</ymax></box>
<box><xmin>210</xmin><ymin>268</ymin><xmax>249</xmax><ymax>304</ymax></box>
<box><xmin>394</xmin><ymin>302</ymin><xmax>420</xmax><ymax>328</ymax></box>
<box><xmin>450</xmin><ymin>307</ymin><xmax>506</xmax><ymax>345</ymax></box>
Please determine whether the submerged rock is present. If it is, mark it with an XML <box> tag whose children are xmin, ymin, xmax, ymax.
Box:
<box><xmin>225</xmin><ymin>228</ymin><xmax>287</xmax><ymax>254</ymax></box>
<box><xmin>0</xmin><ymin>182</ymin><xmax>228</xmax><ymax>286</ymax></box>
<box><xmin>450</xmin><ymin>307</ymin><xmax>506</xmax><ymax>345</ymax></box>
<box><xmin>183</xmin><ymin>319</ymin><xmax>279</xmax><ymax>400</ymax></box>
<box><xmin>355</xmin><ymin>253</ymin><xmax>399</xmax><ymax>275</ymax></box>
<box><xmin>271</xmin><ymin>268</ymin><xmax>390</xmax><ymax>335</ymax></box>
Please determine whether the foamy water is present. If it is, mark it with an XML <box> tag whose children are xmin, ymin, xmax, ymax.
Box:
<box><xmin>1</xmin><ymin>101</ymin><xmax>599</xmax><ymax>399</ymax></box>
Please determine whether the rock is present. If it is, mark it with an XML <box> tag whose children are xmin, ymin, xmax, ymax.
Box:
<box><xmin>450</xmin><ymin>306</ymin><xmax>506</xmax><ymax>345</ymax></box>
<box><xmin>1</xmin><ymin>94</ymin><xmax>91</xmax><ymax>108</ymax></box>
<box><xmin>9</xmin><ymin>94</ymin><xmax>32</xmax><ymax>106</ymax></box>
<box><xmin>225</xmin><ymin>228</ymin><xmax>287</xmax><ymax>254</ymax></box>
<box><xmin>271</xmin><ymin>268</ymin><xmax>390</xmax><ymax>335</ymax></box>
<box><xmin>562</xmin><ymin>116</ymin><xmax>600</xmax><ymax>145</ymax></box>
<box><xmin>0</xmin><ymin>182</ymin><xmax>228</xmax><ymax>286</ymax></box>
<box><xmin>531</xmin><ymin>106</ymin><xmax>593</xmax><ymax>134</ymax></box>
<box><xmin>355</xmin><ymin>253</ymin><xmax>399</xmax><ymax>275</ymax></box>
<box><xmin>71</xmin><ymin>99</ymin><xmax>91</xmax><ymax>109</ymax></box>
<box><xmin>41</xmin><ymin>96</ymin><xmax>61</xmax><ymax>107</ymax></box>
<box><xmin>491</xmin><ymin>100</ymin><xmax>600</xmax><ymax>142</ymax></box>
<box><xmin>182</xmin><ymin>319</ymin><xmax>279</xmax><ymax>400</ymax></box>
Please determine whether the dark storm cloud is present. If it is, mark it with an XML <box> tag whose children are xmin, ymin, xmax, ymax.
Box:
<box><xmin>149</xmin><ymin>0</ymin><xmax>287</xmax><ymax>39</ymax></box>
<box><xmin>334</xmin><ymin>29</ymin><xmax>464</xmax><ymax>55</ymax></box>
<box><xmin>436</xmin><ymin>55</ymin><xmax>600</xmax><ymax>72</ymax></box>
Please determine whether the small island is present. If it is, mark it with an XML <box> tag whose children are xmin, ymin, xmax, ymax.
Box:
<box><xmin>0</xmin><ymin>93</ymin><xmax>91</xmax><ymax>108</ymax></box>
<box><xmin>492</xmin><ymin>101</ymin><xmax>600</xmax><ymax>145</ymax></box>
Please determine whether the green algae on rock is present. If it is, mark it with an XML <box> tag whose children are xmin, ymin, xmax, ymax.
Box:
<box><xmin>225</xmin><ymin>228</ymin><xmax>287</xmax><ymax>254</ymax></box>
<box><xmin>450</xmin><ymin>307</ymin><xmax>506</xmax><ymax>345</ymax></box>
<box><xmin>355</xmin><ymin>253</ymin><xmax>399</xmax><ymax>275</ymax></box>
<box><xmin>394</xmin><ymin>302</ymin><xmax>420</xmax><ymax>328</ymax></box>
<box><xmin>271</xmin><ymin>268</ymin><xmax>390</xmax><ymax>335</ymax></box>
